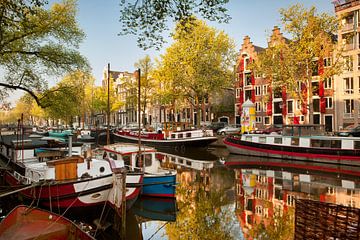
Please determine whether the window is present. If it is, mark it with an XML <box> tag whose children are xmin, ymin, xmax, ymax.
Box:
<box><xmin>325</xmin><ymin>97</ymin><xmax>333</xmax><ymax>109</ymax></box>
<box><xmin>324</xmin><ymin>77</ymin><xmax>332</xmax><ymax>89</ymax></box>
<box><xmin>313</xmin><ymin>98</ymin><xmax>320</xmax><ymax>112</ymax></box>
<box><xmin>274</xmin><ymin>101</ymin><xmax>282</xmax><ymax>114</ymax></box>
<box><xmin>324</xmin><ymin>57</ymin><xmax>332</xmax><ymax>67</ymax></box>
<box><xmin>344</xmin><ymin>56</ymin><xmax>353</xmax><ymax>71</ymax></box>
<box><xmin>344</xmin><ymin>77</ymin><xmax>354</xmax><ymax>94</ymax></box>
<box><xmin>312</xmin><ymin>81</ymin><xmax>319</xmax><ymax>96</ymax></box>
<box><xmin>245</xmin><ymin>73</ymin><xmax>252</xmax><ymax>86</ymax></box>
<box><xmin>358</xmin><ymin>77</ymin><xmax>360</xmax><ymax>93</ymax></box>
<box><xmin>262</xmin><ymin>85</ymin><xmax>268</xmax><ymax>95</ymax></box>
<box><xmin>236</xmin><ymin>88</ymin><xmax>241</xmax><ymax>98</ymax></box>
<box><xmin>255</xmin><ymin>102</ymin><xmax>261</xmax><ymax>112</ymax></box>
<box><xmin>255</xmin><ymin>86</ymin><xmax>261</xmax><ymax>96</ymax></box>
<box><xmin>296</xmin><ymin>100</ymin><xmax>301</xmax><ymax>110</ymax></box>
<box><xmin>344</xmin><ymin>99</ymin><xmax>354</xmax><ymax>117</ymax></box>
<box><xmin>256</xmin><ymin>117</ymin><xmax>262</xmax><ymax>123</ymax></box>
<box><xmin>358</xmin><ymin>54</ymin><xmax>360</xmax><ymax>70</ymax></box>
<box><xmin>264</xmin><ymin>116</ymin><xmax>270</xmax><ymax>125</ymax></box>
<box><xmin>287</xmin><ymin>100</ymin><xmax>293</xmax><ymax>114</ymax></box>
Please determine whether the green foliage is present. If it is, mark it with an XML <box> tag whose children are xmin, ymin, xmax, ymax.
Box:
<box><xmin>251</xmin><ymin>4</ymin><xmax>341</xmax><ymax>107</ymax></box>
<box><xmin>119</xmin><ymin>0</ymin><xmax>231</xmax><ymax>50</ymax></box>
<box><xmin>0</xmin><ymin>0</ymin><xmax>89</xmax><ymax>106</ymax></box>
<box><xmin>153</xmin><ymin>19</ymin><xmax>236</xmax><ymax>126</ymax></box>
<box><xmin>249</xmin><ymin>207</ymin><xmax>295</xmax><ymax>240</ymax></box>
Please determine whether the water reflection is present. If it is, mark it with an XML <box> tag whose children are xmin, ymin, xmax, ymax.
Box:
<box><xmin>224</xmin><ymin>154</ymin><xmax>360</xmax><ymax>240</ymax></box>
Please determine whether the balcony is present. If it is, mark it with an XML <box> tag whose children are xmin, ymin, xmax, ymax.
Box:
<box><xmin>334</xmin><ymin>0</ymin><xmax>360</xmax><ymax>12</ymax></box>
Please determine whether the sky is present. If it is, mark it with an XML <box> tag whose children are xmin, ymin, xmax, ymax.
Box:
<box><xmin>6</xmin><ymin>0</ymin><xmax>336</xmax><ymax>104</ymax></box>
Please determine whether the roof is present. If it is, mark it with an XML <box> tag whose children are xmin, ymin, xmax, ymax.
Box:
<box><xmin>103</xmin><ymin>143</ymin><xmax>156</xmax><ymax>154</ymax></box>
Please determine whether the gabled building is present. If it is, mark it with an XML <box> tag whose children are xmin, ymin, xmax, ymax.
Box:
<box><xmin>333</xmin><ymin>0</ymin><xmax>360</xmax><ymax>130</ymax></box>
<box><xmin>236</xmin><ymin>26</ymin><xmax>336</xmax><ymax>132</ymax></box>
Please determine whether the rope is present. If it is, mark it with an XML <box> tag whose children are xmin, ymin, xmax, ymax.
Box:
<box><xmin>94</xmin><ymin>185</ymin><xmax>112</xmax><ymax>236</ymax></box>
<box><xmin>147</xmin><ymin>222</ymin><xmax>169</xmax><ymax>240</ymax></box>
<box><xmin>48</xmin><ymin>183</ymin><xmax>52</xmax><ymax>213</ymax></box>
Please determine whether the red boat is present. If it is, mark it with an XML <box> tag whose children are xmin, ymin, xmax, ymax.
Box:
<box><xmin>0</xmin><ymin>205</ymin><xmax>95</xmax><ymax>240</ymax></box>
<box><xmin>3</xmin><ymin>155</ymin><xmax>143</xmax><ymax>210</ymax></box>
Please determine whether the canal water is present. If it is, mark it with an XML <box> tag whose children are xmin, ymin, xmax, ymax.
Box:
<box><xmin>1</xmin><ymin>146</ymin><xmax>359</xmax><ymax>240</ymax></box>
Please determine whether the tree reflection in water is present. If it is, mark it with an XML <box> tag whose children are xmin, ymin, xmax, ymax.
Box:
<box><xmin>166</xmin><ymin>174</ymin><xmax>235</xmax><ymax>239</ymax></box>
<box><xmin>249</xmin><ymin>207</ymin><xmax>294</xmax><ymax>240</ymax></box>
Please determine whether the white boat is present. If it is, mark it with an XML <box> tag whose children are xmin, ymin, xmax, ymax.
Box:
<box><xmin>224</xmin><ymin>125</ymin><xmax>360</xmax><ymax>166</ymax></box>
<box><xmin>102</xmin><ymin>143</ymin><xmax>177</xmax><ymax>198</ymax></box>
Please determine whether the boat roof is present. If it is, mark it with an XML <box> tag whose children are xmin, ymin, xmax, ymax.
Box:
<box><xmin>103</xmin><ymin>143</ymin><xmax>156</xmax><ymax>154</ymax></box>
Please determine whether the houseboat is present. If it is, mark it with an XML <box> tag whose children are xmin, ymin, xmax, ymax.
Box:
<box><xmin>224</xmin><ymin>125</ymin><xmax>360</xmax><ymax>166</ymax></box>
<box><xmin>113</xmin><ymin>126</ymin><xmax>217</xmax><ymax>150</ymax></box>
<box><xmin>102</xmin><ymin>143</ymin><xmax>177</xmax><ymax>198</ymax></box>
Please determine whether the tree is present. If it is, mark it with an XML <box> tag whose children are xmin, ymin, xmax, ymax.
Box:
<box><xmin>135</xmin><ymin>55</ymin><xmax>155</xmax><ymax>125</ymax></box>
<box><xmin>251</xmin><ymin>4</ymin><xmax>341</xmax><ymax>123</ymax></box>
<box><xmin>0</xmin><ymin>0</ymin><xmax>89</xmax><ymax>107</ymax></box>
<box><xmin>119</xmin><ymin>0</ymin><xmax>231</xmax><ymax>50</ymax></box>
<box><xmin>153</xmin><ymin>19</ymin><xmax>236</xmax><ymax>127</ymax></box>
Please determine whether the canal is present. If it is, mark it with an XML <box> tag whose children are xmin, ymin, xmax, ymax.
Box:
<box><xmin>1</xmin><ymin>146</ymin><xmax>359</xmax><ymax>239</ymax></box>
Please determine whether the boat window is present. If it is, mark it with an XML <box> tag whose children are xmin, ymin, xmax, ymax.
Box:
<box><xmin>186</xmin><ymin>132</ymin><xmax>191</xmax><ymax>138</ymax></box>
<box><xmin>143</xmin><ymin>154</ymin><xmax>152</xmax><ymax>167</ymax></box>
<box><xmin>99</xmin><ymin>167</ymin><xmax>105</xmax><ymax>173</ymax></box>
<box><xmin>179</xmin><ymin>159</ymin><xmax>183</xmax><ymax>164</ymax></box>
<box><xmin>123</xmin><ymin>155</ymin><xmax>131</xmax><ymax>166</ymax></box>
<box><xmin>186</xmin><ymin>160</ymin><xmax>191</xmax><ymax>166</ymax></box>
<box><xmin>171</xmin><ymin>134</ymin><xmax>176</xmax><ymax>139</ymax></box>
<box><xmin>354</xmin><ymin>141</ymin><xmax>360</xmax><ymax>149</ymax></box>
<box><xmin>245</xmin><ymin>136</ymin><xmax>252</xmax><ymax>141</ymax></box>
<box><xmin>291</xmin><ymin>138</ymin><xmax>299</xmax><ymax>146</ymax></box>
<box><xmin>274</xmin><ymin>138</ymin><xmax>282</xmax><ymax>144</ymax></box>
<box><xmin>330</xmin><ymin>140</ymin><xmax>341</xmax><ymax>148</ymax></box>
<box><xmin>259</xmin><ymin>137</ymin><xmax>266</xmax><ymax>143</ymax></box>
<box><xmin>109</xmin><ymin>152</ymin><xmax>117</xmax><ymax>160</ymax></box>
<box><xmin>178</xmin><ymin>133</ymin><xmax>183</xmax><ymax>139</ymax></box>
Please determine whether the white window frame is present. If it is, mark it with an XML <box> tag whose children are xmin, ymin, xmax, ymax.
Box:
<box><xmin>255</xmin><ymin>102</ymin><xmax>261</xmax><ymax>112</ymax></box>
<box><xmin>287</xmin><ymin>100</ymin><xmax>294</xmax><ymax>114</ymax></box>
<box><xmin>264</xmin><ymin>116</ymin><xmax>270</xmax><ymax>125</ymax></box>
<box><xmin>324</xmin><ymin>77</ymin><xmax>332</xmax><ymax>89</ymax></box>
<box><xmin>325</xmin><ymin>97</ymin><xmax>333</xmax><ymax>109</ymax></box>
<box><xmin>262</xmin><ymin>85</ymin><xmax>268</xmax><ymax>95</ymax></box>
<box><xmin>344</xmin><ymin>99</ymin><xmax>354</xmax><ymax>118</ymax></box>
<box><xmin>256</xmin><ymin>116</ymin><xmax>262</xmax><ymax>123</ymax></box>
<box><xmin>255</xmin><ymin>86</ymin><xmax>261</xmax><ymax>96</ymax></box>
<box><xmin>236</xmin><ymin>88</ymin><xmax>241</xmax><ymax>98</ymax></box>
<box><xmin>344</xmin><ymin>77</ymin><xmax>354</xmax><ymax>94</ymax></box>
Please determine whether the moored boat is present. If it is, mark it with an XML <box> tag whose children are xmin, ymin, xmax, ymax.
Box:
<box><xmin>102</xmin><ymin>143</ymin><xmax>177</xmax><ymax>198</ymax></box>
<box><xmin>224</xmin><ymin>125</ymin><xmax>360</xmax><ymax>166</ymax></box>
<box><xmin>0</xmin><ymin>205</ymin><xmax>95</xmax><ymax>240</ymax></box>
<box><xmin>113</xmin><ymin>129</ymin><xmax>217</xmax><ymax>150</ymax></box>
<box><xmin>3</xmin><ymin>154</ymin><xmax>142</xmax><ymax>210</ymax></box>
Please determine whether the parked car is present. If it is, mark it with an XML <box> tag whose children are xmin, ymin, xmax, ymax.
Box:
<box><xmin>208</xmin><ymin>122</ymin><xmax>228</xmax><ymax>132</ymax></box>
<box><xmin>251</xmin><ymin>125</ymin><xmax>282</xmax><ymax>135</ymax></box>
<box><xmin>217</xmin><ymin>125</ymin><xmax>240</xmax><ymax>135</ymax></box>
<box><xmin>335</xmin><ymin>125</ymin><xmax>360</xmax><ymax>137</ymax></box>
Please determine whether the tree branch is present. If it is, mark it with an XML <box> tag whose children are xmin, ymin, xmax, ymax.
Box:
<box><xmin>0</xmin><ymin>82</ymin><xmax>47</xmax><ymax>108</ymax></box>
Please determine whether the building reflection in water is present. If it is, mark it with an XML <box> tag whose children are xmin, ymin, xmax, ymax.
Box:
<box><xmin>226</xmin><ymin>155</ymin><xmax>360</xmax><ymax>239</ymax></box>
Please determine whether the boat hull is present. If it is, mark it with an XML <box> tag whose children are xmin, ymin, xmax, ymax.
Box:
<box><xmin>113</xmin><ymin>132</ymin><xmax>217</xmax><ymax>149</ymax></box>
<box><xmin>4</xmin><ymin>171</ymin><xmax>143</xmax><ymax>209</ymax></box>
<box><xmin>224</xmin><ymin>137</ymin><xmax>360</xmax><ymax>166</ymax></box>
<box><xmin>142</xmin><ymin>174</ymin><xmax>176</xmax><ymax>198</ymax></box>
<box><xmin>0</xmin><ymin>205</ymin><xmax>94</xmax><ymax>240</ymax></box>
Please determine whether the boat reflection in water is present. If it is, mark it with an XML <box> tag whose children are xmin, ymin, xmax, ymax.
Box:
<box><xmin>224</xmin><ymin>154</ymin><xmax>360</xmax><ymax>239</ymax></box>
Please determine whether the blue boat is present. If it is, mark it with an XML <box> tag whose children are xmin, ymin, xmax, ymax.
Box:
<box><xmin>142</xmin><ymin>172</ymin><xmax>176</xmax><ymax>198</ymax></box>
<box><xmin>102</xmin><ymin>143</ymin><xmax>177</xmax><ymax>198</ymax></box>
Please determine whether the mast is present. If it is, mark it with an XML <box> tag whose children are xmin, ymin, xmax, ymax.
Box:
<box><xmin>137</xmin><ymin>68</ymin><xmax>142</xmax><ymax>167</ymax></box>
<box><xmin>107</xmin><ymin>63</ymin><xmax>110</xmax><ymax>145</ymax></box>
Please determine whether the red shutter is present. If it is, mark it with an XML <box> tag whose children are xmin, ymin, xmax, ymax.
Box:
<box><xmin>301</xmin><ymin>83</ymin><xmax>308</xmax><ymax>115</ymax></box>
<box><xmin>267</xmin><ymin>86</ymin><xmax>273</xmax><ymax>115</ymax></box>
<box><xmin>318</xmin><ymin>58</ymin><xmax>324</xmax><ymax>76</ymax></box>
<box><xmin>282</xmin><ymin>87</ymin><xmax>287</xmax><ymax>116</ymax></box>
<box><xmin>240</xmin><ymin>59</ymin><xmax>244</xmax><ymax>72</ymax></box>
<box><xmin>320</xmin><ymin>98</ymin><xmax>326</xmax><ymax>113</ymax></box>
<box><xmin>319</xmin><ymin>79</ymin><xmax>324</xmax><ymax>97</ymax></box>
